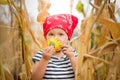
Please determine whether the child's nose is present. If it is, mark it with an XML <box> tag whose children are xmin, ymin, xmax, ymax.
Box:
<box><xmin>54</xmin><ymin>35</ymin><xmax>60</xmax><ymax>40</ymax></box>
<box><xmin>54</xmin><ymin>35</ymin><xmax>58</xmax><ymax>38</ymax></box>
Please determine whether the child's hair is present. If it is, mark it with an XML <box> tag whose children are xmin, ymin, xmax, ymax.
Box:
<box><xmin>43</xmin><ymin>14</ymin><xmax>78</xmax><ymax>40</ymax></box>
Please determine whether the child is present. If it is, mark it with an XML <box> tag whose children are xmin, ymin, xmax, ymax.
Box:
<box><xmin>31</xmin><ymin>14</ymin><xmax>78</xmax><ymax>80</ymax></box>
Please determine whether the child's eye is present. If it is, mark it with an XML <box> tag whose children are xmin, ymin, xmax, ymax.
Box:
<box><xmin>49</xmin><ymin>33</ymin><xmax>54</xmax><ymax>36</ymax></box>
<box><xmin>59</xmin><ymin>33</ymin><xmax>64</xmax><ymax>36</ymax></box>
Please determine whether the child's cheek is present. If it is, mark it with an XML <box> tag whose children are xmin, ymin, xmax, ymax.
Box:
<box><xmin>62</xmin><ymin>40</ymin><xmax>69</xmax><ymax>45</ymax></box>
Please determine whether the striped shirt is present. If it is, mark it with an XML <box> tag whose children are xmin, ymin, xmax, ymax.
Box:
<box><xmin>32</xmin><ymin>50</ymin><xmax>77</xmax><ymax>80</ymax></box>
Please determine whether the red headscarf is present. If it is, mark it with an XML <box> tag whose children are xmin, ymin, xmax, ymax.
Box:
<box><xmin>43</xmin><ymin>14</ymin><xmax>78</xmax><ymax>40</ymax></box>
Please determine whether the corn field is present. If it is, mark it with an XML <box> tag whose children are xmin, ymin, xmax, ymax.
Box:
<box><xmin>0</xmin><ymin>0</ymin><xmax>120</xmax><ymax>80</ymax></box>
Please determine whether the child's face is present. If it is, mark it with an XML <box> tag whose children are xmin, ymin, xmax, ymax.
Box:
<box><xmin>46</xmin><ymin>28</ymin><xmax>69</xmax><ymax>44</ymax></box>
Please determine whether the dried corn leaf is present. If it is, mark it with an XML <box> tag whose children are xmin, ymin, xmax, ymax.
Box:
<box><xmin>37</xmin><ymin>11</ymin><xmax>50</xmax><ymax>22</ymax></box>
<box><xmin>37</xmin><ymin>0</ymin><xmax>50</xmax><ymax>22</ymax></box>
<box><xmin>89</xmin><ymin>38</ymin><xmax>119</xmax><ymax>57</ymax></box>
<box><xmin>0</xmin><ymin>63</ymin><xmax>14</xmax><ymax>80</ymax></box>
<box><xmin>24</xmin><ymin>44</ymin><xmax>32</xmax><ymax>78</ymax></box>
<box><xmin>97</xmin><ymin>16</ymin><xmax>120</xmax><ymax>39</ymax></box>
<box><xmin>19</xmin><ymin>64</ymin><xmax>28</xmax><ymax>80</ymax></box>
<box><xmin>94</xmin><ymin>0</ymin><xmax>102</xmax><ymax>6</ymax></box>
<box><xmin>75</xmin><ymin>41</ymin><xmax>87</xmax><ymax>80</ymax></box>
<box><xmin>106</xmin><ymin>49</ymin><xmax>120</xmax><ymax>80</ymax></box>
<box><xmin>83</xmin><ymin>16</ymin><xmax>95</xmax><ymax>45</ymax></box>
<box><xmin>0</xmin><ymin>59</ymin><xmax>5</xmax><ymax>80</ymax></box>
<box><xmin>87</xmin><ymin>59</ymin><xmax>95</xmax><ymax>80</ymax></box>
<box><xmin>99</xmin><ymin>26</ymin><xmax>109</xmax><ymax>46</ymax></box>
<box><xmin>98</xmin><ymin>42</ymin><xmax>117</xmax><ymax>57</ymax></box>
<box><xmin>3</xmin><ymin>65</ymin><xmax>14</xmax><ymax>80</ymax></box>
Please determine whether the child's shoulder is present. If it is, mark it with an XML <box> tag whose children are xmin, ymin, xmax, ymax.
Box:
<box><xmin>36</xmin><ymin>50</ymin><xmax>43</xmax><ymax>54</ymax></box>
<box><xmin>32</xmin><ymin>50</ymin><xmax>43</xmax><ymax>62</ymax></box>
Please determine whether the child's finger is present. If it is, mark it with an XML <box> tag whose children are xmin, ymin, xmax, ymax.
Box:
<box><xmin>43</xmin><ymin>46</ymin><xmax>54</xmax><ymax>53</ymax></box>
<box><xmin>61</xmin><ymin>45</ymin><xmax>68</xmax><ymax>49</ymax></box>
<box><xmin>49</xmin><ymin>46</ymin><xmax>54</xmax><ymax>54</ymax></box>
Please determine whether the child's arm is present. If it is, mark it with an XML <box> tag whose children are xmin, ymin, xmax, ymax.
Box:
<box><xmin>69</xmin><ymin>53</ymin><xmax>77</xmax><ymax>73</ymax></box>
<box><xmin>31</xmin><ymin>46</ymin><xmax>53</xmax><ymax>80</ymax></box>
<box><xmin>61</xmin><ymin>45</ymin><xmax>77</xmax><ymax>73</ymax></box>
<box><xmin>31</xmin><ymin>58</ymin><xmax>49</xmax><ymax>80</ymax></box>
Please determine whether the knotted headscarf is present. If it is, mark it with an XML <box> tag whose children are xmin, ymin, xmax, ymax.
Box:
<box><xmin>43</xmin><ymin>14</ymin><xmax>78</xmax><ymax>40</ymax></box>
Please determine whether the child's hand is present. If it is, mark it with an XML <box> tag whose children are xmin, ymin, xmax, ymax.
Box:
<box><xmin>42</xmin><ymin>46</ymin><xmax>54</xmax><ymax>61</ymax></box>
<box><xmin>61</xmin><ymin>45</ymin><xmax>74</xmax><ymax>59</ymax></box>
